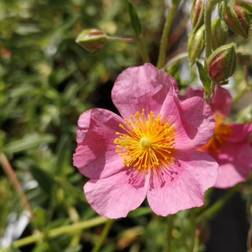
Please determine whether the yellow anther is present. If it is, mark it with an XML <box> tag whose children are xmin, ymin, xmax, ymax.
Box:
<box><xmin>201</xmin><ymin>113</ymin><xmax>232</xmax><ymax>154</ymax></box>
<box><xmin>114</xmin><ymin>111</ymin><xmax>175</xmax><ymax>171</ymax></box>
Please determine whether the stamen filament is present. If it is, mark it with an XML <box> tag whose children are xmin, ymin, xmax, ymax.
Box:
<box><xmin>114</xmin><ymin>110</ymin><xmax>175</xmax><ymax>172</ymax></box>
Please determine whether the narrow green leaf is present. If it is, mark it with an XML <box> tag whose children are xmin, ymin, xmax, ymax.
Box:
<box><xmin>196</xmin><ymin>61</ymin><xmax>211</xmax><ymax>91</ymax></box>
<box><xmin>30</xmin><ymin>167</ymin><xmax>55</xmax><ymax>195</ymax></box>
<box><xmin>127</xmin><ymin>0</ymin><xmax>142</xmax><ymax>37</ymax></box>
<box><xmin>5</xmin><ymin>134</ymin><xmax>55</xmax><ymax>154</ymax></box>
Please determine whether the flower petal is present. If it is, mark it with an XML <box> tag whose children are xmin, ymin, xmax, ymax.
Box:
<box><xmin>84</xmin><ymin>170</ymin><xmax>148</xmax><ymax>218</ymax></box>
<box><xmin>112</xmin><ymin>63</ymin><xmax>178</xmax><ymax>117</ymax></box>
<box><xmin>180</xmin><ymin>96</ymin><xmax>215</xmax><ymax>144</ymax></box>
<box><xmin>229</xmin><ymin>123</ymin><xmax>252</xmax><ymax>143</ymax></box>
<box><xmin>211</xmin><ymin>86</ymin><xmax>232</xmax><ymax>116</ymax></box>
<box><xmin>160</xmin><ymin>95</ymin><xmax>215</xmax><ymax>150</ymax></box>
<box><xmin>73</xmin><ymin>108</ymin><xmax>124</xmax><ymax>179</ymax></box>
<box><xmin>183</xmin><ymin>86</ymin><xmax>232</xmax><ymax>116</ymax></box>
<box><xmin>182</xmin><ymin>87</ymin><xmax>204</xmax><ymax>100</ymax></box>
<box><xmin>147</xmin><ymin>151</ymin><xmax>218</xmax><ymax>216</ymax></box>
<box><xmin>214</xmin><ymin>142</ymin><xmax>252</xmax><ymax>188</ymax></box>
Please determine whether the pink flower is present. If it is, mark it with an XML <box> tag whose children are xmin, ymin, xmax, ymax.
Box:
<box><xmin>186</xmin><ymin>86</ymin><xmax>252</xmax><ymax>188</ymax></box>
<box><xmin>73</xmin><ymin>64</ymin><xmax>218</xmax><ymax>218</ymax></box>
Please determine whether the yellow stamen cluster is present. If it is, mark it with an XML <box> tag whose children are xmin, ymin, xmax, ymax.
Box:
<box><xmin>202</xmin><ymin>113</ymin><xmax>232</xmax><ymax>154</ymax></box>
<box><xmin>114</xmin><ymin>110</ymin><xmax>175</xmax><ymax>172</ymax></box>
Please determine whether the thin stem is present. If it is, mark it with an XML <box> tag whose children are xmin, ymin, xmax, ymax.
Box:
<box><xmin>233</xmin><ymin>86</ymin><xmax>251</xmax><ymax>104</ymax></box>
<box><xmin>91</xmin><ymin>220</ymin><xmax>114</xmax><ymax>252</ymax></box>
<box><xmin>9</xmin><ymin>207</ymin><xmax>151</xmax><ymax>249</ymax></box>
<box><xmin>12</xmin><ymin>216</ymin><xmax>108</xmax><ymax>248</ymax></box>
<box><xmin>0</xmin><ymin>153</ymin><xmax>33</xmax><ymax>217</ymax></box>
<box><xmin>204</xmin><ymin>0</ymin><xmax>213</xmax><ymax>58</ymax></box>
<box><xmin>165</xmin><ymin>52</ymin><xmax>188</xmax><ymax>69</ymax></box>
<box><xmin>68</xmin><ymin>206</ymin><xmax>81</xmax><ymax>248</ymax></box>
<box><xmin>196</xmin><ymin>186</ymin><xmax>239</xmax><ymax>223</ymax></box>
<box><xmin>192</xmin><ymin>228</ymin><xmax>200</xmax><ymax>252</ymax></box>
<box><xmin>157</xmin><ymin>4</ymin><xmax>178</xmax><ymax>68</ymax></box>
<box><xmin>164</xmin><ymin>216</ymin><xmax>174</xmax><ymax>252</ymax></box>
<box><xmin>108</xmin><ymin>36</ymin><xmax>134</xmax><ymax>43</ymax></box>
<box><xmin>234</xmin><ymin>66</ymin><xmax>251</xmax><ymax>104</ymax></box>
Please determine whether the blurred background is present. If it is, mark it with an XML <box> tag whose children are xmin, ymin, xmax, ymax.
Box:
<box><xmin>0</xmin><ymin>0</ymin><xmax>252</xmax><ymax>251</ymax></box>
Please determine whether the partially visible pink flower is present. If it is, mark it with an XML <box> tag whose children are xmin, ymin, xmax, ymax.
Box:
<box><xmin>73</xmin><ymin>63</ymin><xmax>218</xmax><ymax>218</ymax></box>
<box><xmin>186</xmin><ymin>86</ymin><xmax>252</xmax><ymax>188</ymax></box>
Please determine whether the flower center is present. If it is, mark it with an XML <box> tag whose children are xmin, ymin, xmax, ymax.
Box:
<box><xmin>202</xmin><ymin>113</ymin><xmax>232</xmax><ymax>154</ymax></box>
<box><xmin>140</xmin><ymin>137</ymin><xmax>152</xmax><ymax>149</ymax></box>
<box><xmin>114</xmin><ymin>110</ymin><xmax>175</xmax><ymax>172</ymax></box>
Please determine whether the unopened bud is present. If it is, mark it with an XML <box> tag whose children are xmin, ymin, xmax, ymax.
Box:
<box><xmin>220</xmin><ymin>2</ymin><xmax>250</xmax><ymax>38</ymax></box>
<box><xmin>191</xmin><ymin>0</ymin><xmax>204</xmax><ymax>29</ymax></box>
<box><xmin>188</xmin><ymin>25</ymin><xmax>205</xmax><ymax>64</ymax></box>
<box><xmin>211</xmin><ymin>19</ymin><xmax>228</xmax><ymax>49</ymax></box>
<box><xmin>207</xmin><ymin>43</ymin><xmax>236</xmax><ymax>84</ymax></box>
<box><xmin>75</xmin><ymin>29</ymin><xmax>107</xmax><ymax>53</ymax></box>
<box><xmin>236</xmin><ymin>0</ymin><xmax>252</xmax><ymax>13</ymax></box>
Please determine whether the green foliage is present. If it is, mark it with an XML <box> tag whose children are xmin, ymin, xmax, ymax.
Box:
<box><xmin>0</xmin><ymin>0</ymin><xmax>252</xmax><ymax>251</ymax></box>
<box><xmin>127</xmin><ymin>0</ymin><xmax>142</xmax><ymax>37</ymax></box>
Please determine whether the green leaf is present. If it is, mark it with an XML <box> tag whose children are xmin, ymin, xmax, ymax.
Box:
<box><xmin>30</xmin><ymin>167</ymin><xmax>55</xmax><ymax>195</ymax></box>
<box><xmin>196</xmin><ymin>61</ymin><xmax>211</xmax><ymax>93</ymax></box>
<box><xmin>127</xmin><ymin>0</ymin><xmax>142</xmax><ymax>37</ymax></box>
<box><xmin>4</xmin><ymin>134</ymin><xmax>55</xmax><ymax>154</ymax></box>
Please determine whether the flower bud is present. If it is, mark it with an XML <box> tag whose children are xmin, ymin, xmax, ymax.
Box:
<box><xmin>207</xmin><ymin>43</ymin><xmax>236</xmax><ymax>84</ymax></box>
<box><xmin>220</xmin><ymin>2</ymin><xmax>250</xmax><ymax>38</ymax></box>
<box><xmin>211</xmin><ymin>19</ymin><xmax>228</xmax><ymax>50</ymax></box>
<box><xmin>191</xmin><ymin>0</ymin><xmax>204</xmax><ymax>30</ymax></box>
<box><xmin>75</xmin><ymin>29</ymin><xmax>107</xmax><ymax>53</ymax></box>
<box><xmin>236</xmin><ymin>0</ymin><xmax>252</xmax><ymax>13</ymax></box>
<box><xmin>188</xmin><ymin>25</ymin><xmax>205</xmax><ymax>64</ymax></box>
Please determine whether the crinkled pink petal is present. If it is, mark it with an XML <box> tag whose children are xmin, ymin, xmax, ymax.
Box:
<box><xmin>183</xmin><ymin>86</ymin><xmax>232</xmax><ymax>116</ymax></box>
<box><xmin>215</xmin><ymin>163</ymin><xmax>248</xmax><ymax>188</ymax></box>
<box><xmin>180</xmin><ymin>96</ymin><xmax>215</xmax><ymax>145</ymax></box>
<box><xmin>84</xmin><ymin>170</ymin><xmax>148</xmax><ymax>218</ymax></box>
<box><xmin>214</xmin><ymin>142</ymin><xmax>252</xmax><ymax>188</ymax></box>
<box><xmin>160</xmin><ymin>95</ymin><xmax>215</xmax><ymax>150</ymax></box>
<box><xmin>182</xmin><ymin>87</ymin><xmax>204</xmax><ymax>100</ymax></box>
<box><xmin>147</xmin><ymin>151</ymin><xmax>218</xmax><ymax>216</ymax></box>
<box><xmin>211</xmin><ymin>86</ymin><xmax>232</xmax><ymax>116</ymax></box>
<box><xmin>73</xmin><ymin>108</ymin><xmax>124</xmax><ymax>179</ymax></box>
<box><xmin>229</xmin><ymin>123</ymin><xmax>252</xmax><ymax>143</ymax></box>
<box><xmin>112</xmin><ymin>63</ymin><xmax>178</xmax><ymax>118</ymax></box>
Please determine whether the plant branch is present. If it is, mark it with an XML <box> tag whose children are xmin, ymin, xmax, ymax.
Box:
<box><xmin>0</xmin><ymin>153</ymin><xmax>33</xmax><ymax>217</ymax></box>
<box><xmin>157</xmin><ymin>3</ymin><xmax>179</xmax><ymax>68</ymax></box>
<box><xmin>196</xmin><ymin>186</ymin><xmax>239</xmax><ymax>223</ymax></box>
<box><xmin>91</xmin><ymin>220</ymin><xmax>114</xmax><ymax>252</ymax></box>
<box><xmin>164</xmin><ymin>216</ymin><xmax>174</xmax><ymax>252</ymax></box>
<box><xmin>11</xmin><ymin>216</ymin><xmax>108</xmax><ymax>248</ymax></box>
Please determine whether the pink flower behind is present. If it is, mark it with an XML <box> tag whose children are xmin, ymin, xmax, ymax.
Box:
<box><xmin>73</xmin><ymin>64</ymin><xmax>218</xmax><ymax>218</ymax></box>
<box><xmin>186</xmin><ymin>86</ymin><xmax>252</xmax><ymax>188</ymax></box>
